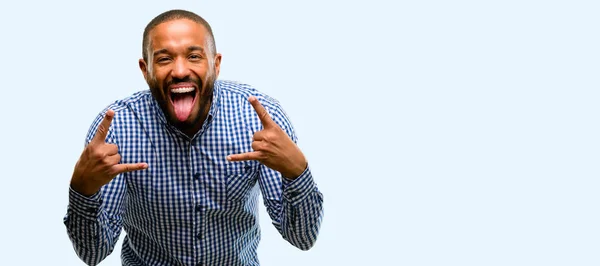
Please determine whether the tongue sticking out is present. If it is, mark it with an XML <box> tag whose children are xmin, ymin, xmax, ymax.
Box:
<box><xmin>172</xmin><ymin>93</ymin><xmax>195</xmax><ymax>122</ymax></box>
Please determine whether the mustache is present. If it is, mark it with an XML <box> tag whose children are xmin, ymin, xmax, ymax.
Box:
<box><xmin>166</xmin><ymin>76</ymin><xmax>202</xmax><ymax>87</ymax></box>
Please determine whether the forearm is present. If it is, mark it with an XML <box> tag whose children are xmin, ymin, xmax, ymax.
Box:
<box><xmin>278</xmin><ymin>166</ymin><xmax>324</xmax><ymax>250</ymax></box>
<box><xmin>63</xmin><ymin>187</ymin><xmax>121</xmax><ymax>265</ymax></box>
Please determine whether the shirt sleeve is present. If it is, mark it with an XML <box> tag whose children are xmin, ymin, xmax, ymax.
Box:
<box><xmin>63</xmin><ymin>109</ymin><xmax>127</xmax><ymax>265</ymax></box>
<box><xmin>253</xmin><ymin>95</ymin><xmax>324</xmax><ymax>250</ymax></box>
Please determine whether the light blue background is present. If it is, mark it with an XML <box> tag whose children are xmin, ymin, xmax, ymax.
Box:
<box><xmin>0</xmin><ymin>0</ymin><xmax>598</xmax><ymax>265</ymax></box>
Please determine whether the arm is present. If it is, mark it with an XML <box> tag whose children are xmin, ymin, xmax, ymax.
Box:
<box><xmin>64</xmin><ymin>174</ymin><xmax>127</xmax><ymax>265</ymax></box>
<box><xmin>259</xmin><ymin>164</ymin><xmax>324</xmax><ymax>250</ymax></box>
<box><xmin>63</xmin><ymin>109</ymin><xmax>145</xmax><ymax>265</ymax></box>
<box><xmin>229</xmin><ymin>96</ymin><xmax>324</xmax><ymax>249</ymax></box>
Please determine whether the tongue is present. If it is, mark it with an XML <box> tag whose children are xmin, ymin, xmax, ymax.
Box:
<box><xmin>172</xmin><ymin>94</ymin><xmax>194</xmax><ymax>122</ymax></box>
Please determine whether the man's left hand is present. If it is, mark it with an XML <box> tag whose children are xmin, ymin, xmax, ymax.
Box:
<box><xmin>227</xmin><ymin>96</ymin><xmax>307</xmax><ymax>179</ymax></box>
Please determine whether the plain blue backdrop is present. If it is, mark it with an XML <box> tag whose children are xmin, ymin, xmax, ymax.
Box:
<box><xmin>0</xmin><ymin>0</ymin><xmax>598</xmax><ymax>265</ymax></box>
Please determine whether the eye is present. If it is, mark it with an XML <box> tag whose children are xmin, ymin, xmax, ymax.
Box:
<box><xmin>188</xmin><ymin>54</ymin><xmax>203</xmax><ymax>61</ymax></box>
<box><xmin>157</xmin><ymin>57</ymin><xmax>171</xmax><ymax>63</ymax></box>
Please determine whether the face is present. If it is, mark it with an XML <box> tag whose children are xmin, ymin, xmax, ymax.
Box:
<box><xmin>139</xmin><ymin>19</ymin><xmax>221</xmax><ymax>134</ymax></box>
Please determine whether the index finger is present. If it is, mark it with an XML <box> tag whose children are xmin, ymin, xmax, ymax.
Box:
<box><xmin>227</xmin><ymin>151</ymin><xmax>262</xmax><ymax>162</ymax></box>
<box><xmin>110</xmin><ymin>162</ymin><xmax>148</xmax><ymax>175</ymax></box>
<box><xmin>248</xmin><ymin>96</ymin><xmax>274</xmax><ymax>128</ymax></box>
<box><xmin>92</xmin><ymin>109</ymin><xmax>115</xmax><ymax>144</ymax></box>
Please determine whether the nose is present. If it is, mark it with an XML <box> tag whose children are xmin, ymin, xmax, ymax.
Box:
<box><xmin>171</xmin><ymin>57</ymin><xmax>191</xmax><ymax>79</ymax></box>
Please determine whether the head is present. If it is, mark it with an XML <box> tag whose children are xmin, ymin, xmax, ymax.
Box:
<box><xmin>139</xmin><ymin>9</ymin><xmax>222</xmax><ymax>135</ymax></box>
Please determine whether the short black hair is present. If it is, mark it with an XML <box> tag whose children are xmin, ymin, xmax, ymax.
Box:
<box><xmin>142</xmin><ymin>9</ymin><xmax>216</xmax><ymax>62</ymax></box>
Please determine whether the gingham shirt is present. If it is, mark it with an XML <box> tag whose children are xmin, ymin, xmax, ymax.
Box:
<box><xmin>63</xmin><ymin>80</ymin><xmax>324</xmax><ymax>266</ymax></box>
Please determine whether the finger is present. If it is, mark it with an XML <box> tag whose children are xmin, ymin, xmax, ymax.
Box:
<box><xmin>248</xmin><ymin>96</ymin><xmax>274</xmax><ymax>128</ymax></box>
<box><xmin>103</xmin><ymin>154</ymin><xmax>121</xmax><ymax>166</ymax></box>
<box><xmin>92</xmin><ymin>110</ymin><xmax>115</xmax><ymax>144</ymax></box>
<box><xmin>252</xmin><ymin>131</ymin><xmax>266</xmax><ymax>141</ymax></box>
<box><xmin>227</xmin><ymin>151</ymin><xmax>264</xmax><ymax>162</ymax></box>
<box><xmin>251</xmin><ymin>140</ymin><xmax>267</xmax><ymax>151</ymax></box>
<box><xmin>103</xmin><ymin>143</ymin><xmax>119</xmax><ymax>156</ymax></box>
<box><xmin>110</xmin><ymin>162</ymin><xmax>148</xmax><ymax>175</ymax></box>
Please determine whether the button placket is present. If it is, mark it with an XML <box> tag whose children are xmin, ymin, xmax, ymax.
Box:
<box><xmin>189</xmin><ymin>140</ymin><xmax>204</xmax><ymax>262</ymax></box>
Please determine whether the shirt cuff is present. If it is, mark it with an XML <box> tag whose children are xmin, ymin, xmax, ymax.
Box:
<box><xmin>68</xmin><ymin>186</ymin><xmax>102</xmax><ymax>220</ymax></box>
<box><xmin>282</xmin><ymin>165</ymin><xmax>316</xmax><ymax>206</ymax></box>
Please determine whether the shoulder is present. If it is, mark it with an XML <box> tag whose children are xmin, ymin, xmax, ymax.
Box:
<box><xmin>107</xmin><ymin>90</ymin><xmax>152</xmax><ymax>115</ymax></box>
<box><xmin>217</xmin><ymin>79</ymin><xmax>283</xmax><ymax>112</ymax></box>
<box><xmin>95</xmin><ymin>90</ymin><xmax>153</xmax><ymax>121</ymax></box>
<box><xmin>85</xmin><ymin>90</ymin><xmax>152</xmax><ymax>142</ymax></box>
<box><xmin>216</xmin><ymin>80</ymin><xmax>296</xmax><ymax>136</ymax></box>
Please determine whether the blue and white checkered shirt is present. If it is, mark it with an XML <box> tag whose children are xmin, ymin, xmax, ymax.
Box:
<box><xmin>63</xmin><ymin>80</ymin><xmax>324</xmax><ymax>266</ymax></box>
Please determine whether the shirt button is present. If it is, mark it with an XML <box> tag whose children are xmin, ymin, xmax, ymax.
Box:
<box><xmin>194</xmin><ymin>173</ymin><xmax>201</xmax><ymax>180</ymax></box>
<box><xmin>196</xmin><ymin>233</ymin><xmax>202</xmax><ymax>240</ymax></box>
<box><xmin>195</xmin><ymin>205</ymin><xmax>202</xmax><ymax>212</ymax></box>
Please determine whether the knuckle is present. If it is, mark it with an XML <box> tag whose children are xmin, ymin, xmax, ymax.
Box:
<box><xmin>92</xmin><ymin>149</ymin><xmax>104</xmax><ymax>159</ymax></box>
<box><xmin>110</xmin><ymin>155</ymin><xmax>121</xmax><ymax>165</ymax></box>
<box><xmin>109</xmin><ymin>144</ymin><xmax>119</xmax><ymax>153</ymax></box>
<box><xmin>96</xmin><ymin>126</ymin><xmax>107</xmax><ymax>135</ymax></box>
<box><xmin>265</xmin><ymin>132</ymin><xmax>277</xmax><ymax>142</ymax></box>
<box><xmin>102</xmin><ymin>156</ymin><xmax>113</xmax><ymax>165</ymax></box>
<box><xmin>253</xmin><ymin>132</ymin><xmax>264</xmax><ymax>140</ymax></box>
<box><xmin>262</xmin><ymin>134</ymin><xmax>270</xmax><ymax>142</ymax></box>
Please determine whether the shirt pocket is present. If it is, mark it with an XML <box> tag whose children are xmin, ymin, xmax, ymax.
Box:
<box><xmin>225</xmin><ymin>162</ymin><xmax>258</xmax><ymax>202</ymax></box>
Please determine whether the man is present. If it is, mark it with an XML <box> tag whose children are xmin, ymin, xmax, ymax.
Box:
<box><xmin>64</xmin><ymin>9</ymin><xmax>323</xmax><ymax>266</ymax></box>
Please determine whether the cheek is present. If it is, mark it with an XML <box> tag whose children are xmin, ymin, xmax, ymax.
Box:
<box><xmin>191</xmin><ymin>63</ymin><xmax>210</xmax><ymax>75</ymax></box>
<box><xmin>196</xmin><ymin>66</ymin><xmax>215</xmax><ymax>83</ymax></box>
<box><xmin>151</xmin><ymin>70</ymin><xmax>168</xmax><ymax>86</ymax></box>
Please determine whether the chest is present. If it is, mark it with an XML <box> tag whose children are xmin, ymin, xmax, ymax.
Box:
<box><xmin>118</xmin><ymin>116</ymin><xmax>260</xmax><ymax>212</ymax></box>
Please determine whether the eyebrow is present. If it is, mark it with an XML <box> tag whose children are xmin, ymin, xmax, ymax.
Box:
<box><xmin>152</xmin><ymin>46</ymin><xmax>205</xmax><ymax>58</ymax></box>
<box><xmin>152</xmin><ymin>49</ymin><xmax>169</xmax><ymax>58</ymax></box>
<box><xmin>188</xmin><ymin>46</ymin><xmax>204</xmax><ymax>53</ymax></box>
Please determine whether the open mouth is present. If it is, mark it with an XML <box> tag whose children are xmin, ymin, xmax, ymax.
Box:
<box><xmin>169</xmin><ymin>86</ymin><xmax>197</xmax><ymax>122</ymax></box>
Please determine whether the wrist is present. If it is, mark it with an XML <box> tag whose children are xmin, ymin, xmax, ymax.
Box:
<box><xmin>282</xmin><ymin>161</ymin><xmax>308</xmax><ymax>180</ymax></box>
<box><xmin>70</xmin><ymin>176</ymin><xmax>101</xmax><ymax>197</ymax></box>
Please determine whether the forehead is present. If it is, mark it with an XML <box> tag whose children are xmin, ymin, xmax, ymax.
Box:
<box><xmin>149</xmin><ymin>19</ymin><xmax>208</xmax><ymax>49</ymax></box>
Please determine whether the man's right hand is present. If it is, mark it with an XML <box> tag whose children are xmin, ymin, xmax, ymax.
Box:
<box><xmin>70</xmin><ymin>109</ymin><xmax>148</xmax><ymax>196</ymax></box>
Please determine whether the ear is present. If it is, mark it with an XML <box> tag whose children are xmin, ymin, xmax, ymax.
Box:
<box><xmin>139</xmin><ymin>59</ymin><xmax>149</xmax><ymax>81</ymax></box>
<box><xmin>214</xmin><ymin>53</ymin><xmax>222</xmax><ymax>77</ymax></box>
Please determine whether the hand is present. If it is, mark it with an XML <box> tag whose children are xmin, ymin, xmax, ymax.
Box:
<box><xmin>227</xmin><ymin>97</ymin><xmax>307</xmax><ymax>179</ymax></box>
<box><xmin>70</xmin><ymin>110</ymin><xmax>148</xmax><ymax>196</ymax></box>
